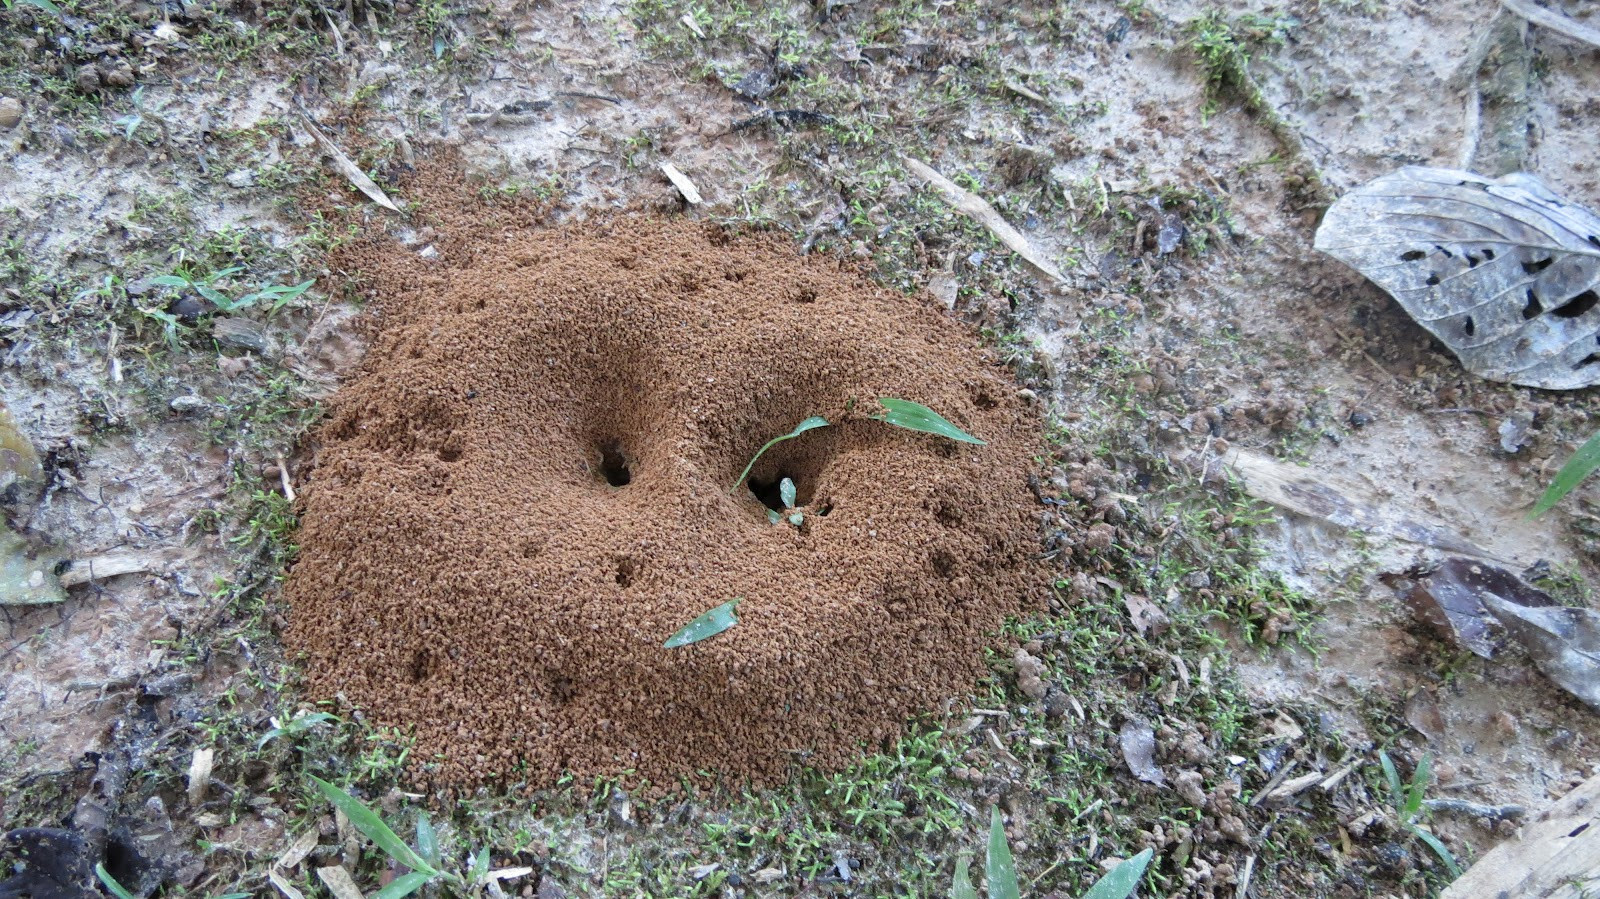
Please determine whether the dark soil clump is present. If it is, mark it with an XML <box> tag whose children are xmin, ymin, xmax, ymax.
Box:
<box><xmin>284</xmin><ymin>212</ymin><xmax>1049</xmax><ymax>792</ymax></box>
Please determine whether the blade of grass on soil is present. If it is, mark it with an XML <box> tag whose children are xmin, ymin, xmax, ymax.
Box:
<box><xmin>874</xmin><ymin>398</ymin><xmax>985</xmax><ymax>444</ymax></box>
<box><xmin>986</xmin><ymin>807</ymin><xmax>1019</xmax><ymax>899</ymax></box>
<box><xmin>664</xmin><ymin>599</ymin><xmax>741</xmax><ymax>648</ymax></box>
<box><xmin>731</xmin><ymin>417</ymin><xmax>829</xmax><ymax>493</ymax></box>
<box><xmin>258</xmin><ymin>711</ymin><xmax>338</xmax><ymax>748</ymax></box>
<box><xmin>1531</xmin><ymin>429</ymin><xmax>1600</xmax><ymax>517</ymax></box>
<box><xmin>949</xmin><ymin>854</ymin><xmax>977</xmax><ymax>899</ymax></box>
<box><xmin>1082</xmin><ymin>848</ymin><xmax>1155</xmax><ymax>899</ymax></box>
<box><xmin>374</xmin><ymin>871</ymin><xmax>434</xmax><ymax>899</ymax></box>
<box><xmin>95</xmin><ymin>864</ymin><xmax>136</xmax><ymax>899</ymax></box>
<box><xmin>415</xmin><ymin>812</ymin><xmax>439</xmax><ymax>867</ymax></box>
<box><xmin>309</xmin><ymin>776</ymin><xmax>438</xmax><ymax>876</ymax></box>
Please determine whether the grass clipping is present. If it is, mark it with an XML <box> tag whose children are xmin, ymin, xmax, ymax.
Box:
<box><xmin>284</xmin><ymin>215</ymin><xmax>1048</xmax><ymax>793</ymax></box>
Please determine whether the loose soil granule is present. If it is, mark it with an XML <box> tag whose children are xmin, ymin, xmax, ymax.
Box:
<box><xmin>284</xmin><ymin>214</ymin><xmax>1049</xmax><ymax>792</ymax></box>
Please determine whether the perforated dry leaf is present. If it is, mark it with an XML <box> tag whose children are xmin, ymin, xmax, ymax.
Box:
<box><xmin>1315</xmin><ymin>167</ymin><xmax>1600</xmax><ymax>389</ymax></box>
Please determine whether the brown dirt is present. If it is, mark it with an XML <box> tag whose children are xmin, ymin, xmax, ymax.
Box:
<box><xmin>282</xmin><ymin>204</ymin><xmax>1050</xmax><ymax>792</ymax></box>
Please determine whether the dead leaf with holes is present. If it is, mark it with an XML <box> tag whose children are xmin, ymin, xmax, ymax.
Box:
<box><xmin>1315</xmin><ymin>167</ymin><xmax>1600</xmax><ymax>389</ymax></box>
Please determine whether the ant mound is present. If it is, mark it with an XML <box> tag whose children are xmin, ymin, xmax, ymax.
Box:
<box><xmin>284</xmin><ymin>215</ymin><xmax>1048</xmax><ymax>792</ymax></box>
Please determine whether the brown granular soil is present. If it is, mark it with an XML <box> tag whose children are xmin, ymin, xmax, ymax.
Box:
<box><xmin>284</xmin><ymin>209</ymin><xmax>1049</xmax><ymax>793</ymax></box>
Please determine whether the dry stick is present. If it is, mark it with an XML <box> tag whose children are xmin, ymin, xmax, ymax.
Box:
<box><xmin>901</xmin><ymin>157</ymin><xmax>1067</xmax><ymax>287</ymax></box>
<box><xmin>297</xmin><ymin>111</ymin><xmax>402</xmax><ymax>212</ymax></box>
<box><xmin>1501</xmin><ymin>0</ymin><xmax>1600</xmax><ymax>48</ymax></box>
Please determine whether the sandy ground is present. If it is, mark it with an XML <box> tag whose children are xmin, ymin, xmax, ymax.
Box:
<box><xmin>3</xmin><ymin>0</ymin><xmax>1599</xmax><ymax>895</ymax></box>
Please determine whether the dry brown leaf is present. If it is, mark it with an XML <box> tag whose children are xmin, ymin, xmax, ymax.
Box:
<box><xmin>268</xmin><ymin>869</ymin><xmax>306</xmax><ymax>899</ymax></box>
<box><xmin>1119</xmin><ymin>718</ymin><xmax>1165</xmax><ymax>786</ymax></box>
<box><xmin>1123</xmin><ymin>593</ymin><xmax>1170</xmax><ymax>637</ymax></box>
<box><xmin>316</xmin><ymin>866</ymin><xmax>364</xmax><ymax>899</ymax></box>
<box><xmin>277</xmin><ymin>827</ymin><xmax>321</xmax><ymax>871</ymax></box>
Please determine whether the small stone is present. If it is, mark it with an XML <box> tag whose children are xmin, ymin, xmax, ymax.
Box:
<box><xmin>213</xmin><ymin>317</ymin><xmax>274</xmax><ymax>355</ymax></box>
<box><xmin>75</xmin><ymin>63</ymin><xmax>101</xmax><ymax>93</ymax></box>
<box><xmin>0</xmin><ymin>97</ymin><xmax>22</xmax><ymax>130</ymax></box>
<box><xmin>170</xmin><ymin>295</ymin><xmax>208</xmax><ymax>321</ymax></box>
<box><xmin>104</xmin><ymin>62</ymin><xmax>136</xmax><ymax>89</ymax></box>
<box><xmin>169</xmin><ymin>395</ymin><xmax>208</xmax><ymax>414</ymax></box>
<box><xmin>225</xmin><ymin>168</ymin><xmax>255</xmax><ymax>189</ymax></box>
<box><xmin>1084</xmin><ymin>522</ymin><xmax>1116</xmax><ymax>552</ymax></box>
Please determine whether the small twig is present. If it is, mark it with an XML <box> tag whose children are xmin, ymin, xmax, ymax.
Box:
<box><xmin>1501</xmin><ymin>0</ymin><xmax>1600</xmax><ymax>48</ymax></box>
<box><xmin>277</xmin><ymin>454</ymin><xmax>296</xmax><ymax>502</ymax></box>
<box><xmin>1423</xmin><ymin>798</ymin><xmax>1527</xmax><ymax>821</ymax></box>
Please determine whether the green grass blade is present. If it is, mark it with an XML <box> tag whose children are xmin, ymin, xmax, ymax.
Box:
<box><xmin>95</xmin><ymin>864</ymin><xmax>137</xmax><ymax>899</ymax></box>
<box><xmin>1082</xmin><ymin>848</ymin><xmax>1154</xmax><ymax>899</ymax></box>
<box><xmin>1409</xmin><ymin>826</ymin><xmax>1461</xmax><ymax>878</ymax></box>
<box><xmin>415</xmin><ymin>812</ymin><xmax>439</xmax><ymax>866</ymax></box>
<box><xmin>149</xmin><ymin>275</ymin><xmax>191</xmax><ymax>288</ymax></box>
<box><xmin>949</xmin><ymin>854</ymin><xmax>977</xmax><ymax>899</ymax></box>
<box><xmin>730</xmin><ymin>417</ymin><xmax>829</xmax><ymax>493</ymax></box>
<box><xmin>257</xmin><ymin>711</ymin><xmax>338</xmax><ymax>748</ymax></box>
<box><xmin>873</xmin><ymin>398</ymin><xmax>985</xmax><ymax>445</ymax></box>
<box><xmin>269</xmin><ymin>279</ymin><xmax>316</xmax><ymax>312</ymax></box>
<box><xmin>20</xmin><ymin>0</ymin><xmax>63</xmax><ymax>13</ymax></box>
<box><xmin>471</xmin><ymin>845</ymin><xmax>491</xmax><ymax>881</ymax></box>
<box><xmin>664</xmin><ymin>598</ymin><xmax>741</xmax><ymax>648</ymax></box>
<box><xmin>1531</xmin><ymin>429</ymin><xmax>1600</xmax><ymax>517</ymax></box>
<box><xmin>1378</xmin><ymin>750</ymin><xmax>1402</xmax><ymax>806</ymax></box>
<box><xmin>986</xmin><ymin>806</ymin><xmax>1019</xmax><ymax>899</ymax></box>
<box><xmin>374</xmin><ymin>871</ymin><xmax>433</xmax><ymax>899</ymax></box>
<box><xmin>309</xmin><ymin>776</ymin><xmax>437</xmax><ymax>876</ymax></box>
<box><xmin>1403</xmin><ymin>753</ymin><xmax>1432</xmax><ymax>822</ymax></box>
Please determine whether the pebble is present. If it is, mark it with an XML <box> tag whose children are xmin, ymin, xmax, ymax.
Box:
<box><xmin>75</xmin><ymin>64</ymin><xmax>101</xmax><ymax>93</ymax></box>
<box><xmin>225</xmin><ymin>169</ymin><xmax>255</xmax><ymax>189</ymax></box>
<box><xmin>0</xmin><ymin>97</ymin><xmax>21</xmax><ymax>130</ymax></box>
<box><xmin>104</xmin><ymin>62</ymin><xmax>135</xmax><ymax>89</ymax></box>
<box><xmin>169</xmin><ymin>395</ymin><xmax>207</xmax><ymax>414</ymax></box>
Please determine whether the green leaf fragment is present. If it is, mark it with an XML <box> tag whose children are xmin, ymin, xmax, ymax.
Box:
<box><xmin>95</xmin><ymin>864</ymin><xmax>137</xmax><ymax>899</ymax></box>
<box><xmin>1531</xmin><ymin>429</ymin><xmax>1600</xmax><ymax>517</ymax></box>
<box><xmin>20</xmin><ymin>0</ymin><xmax>63</xmax><ymax>13</ymax></box>
<box><xmin>415</xmin><ymin>812</ymin><xmax>439</xmax><ymax>866</ymax></box>
<box><xmin>471</xmin><ymin>845</ymin><xmax>491</xmax><ymax>881</ymax></box>
<box><xmin>257</xmin><ymin>711</ymin><xmax>338</xmax><ymax>748</ymax></box>
<box><xmin>309</xmin><ymin>776</ymin><xmax>438</xmax><ymax>876</ymax></box>
<box><xmin>374</xmin><ymin>871</ymin><xmax>433</xmax><ymax>899</ymax></box>
<box><xmin>788</xmin><ymin>512</ymin><xmax>803</xmax><ymax>526</ymax></box>
<box><xmin>664</xmin><ymin>598</ymin><xmax>741</xmax><ymax>648</ymax></box>
<box><xmin>873</xmin><ymin>397</ymin><xmax>985</xmax><ymax>445</ymax></box>
<box><xmin>986</xmin><ymin>806</ymin><xmax>1020</xmax><ymax>899</ymax></box>
<box><xmin>1409</xmin><ymin>826</ymin><xmax>1461</xmax><ymax>878</ymax></box>
<box><xmin>779</xmin><ymin>476</ymin><xmax>796</xmax><ymax>509</ymax></box>
<box><xmin>1404</xmin><ymin>752</ymin><xmax>1433</xmax><ymax>822</ymax></box>
<box><xmin>1379</xmin><ymin>750</ymin><xmax>1403</xmax><ymax>807</ymax></box>
<box><xmin>731</xmin><ymin>416</ymin><xmax>829</xmax><ymax>493</ymax></box>
<box><xmin>949</xmin><ymin>854</ymin><xmax>977</xmax><ymax>899</ymax></box>
<box><xmin>1082</xmin><ymin>848</ymin><xmax>1155</xmax><ymax>899</ymax></box>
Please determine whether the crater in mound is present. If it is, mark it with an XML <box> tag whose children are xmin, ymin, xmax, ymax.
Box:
<box><xmin>284</xmin><ymin>215</ymin><xmax>1048</xmax><ymax>792</ymax></box>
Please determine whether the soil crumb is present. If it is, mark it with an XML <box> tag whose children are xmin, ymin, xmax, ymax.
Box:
<box><xmin>284</xmin><ymin>208</ymin><xmax>1048</xmax><ymax>792</ymax></box>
